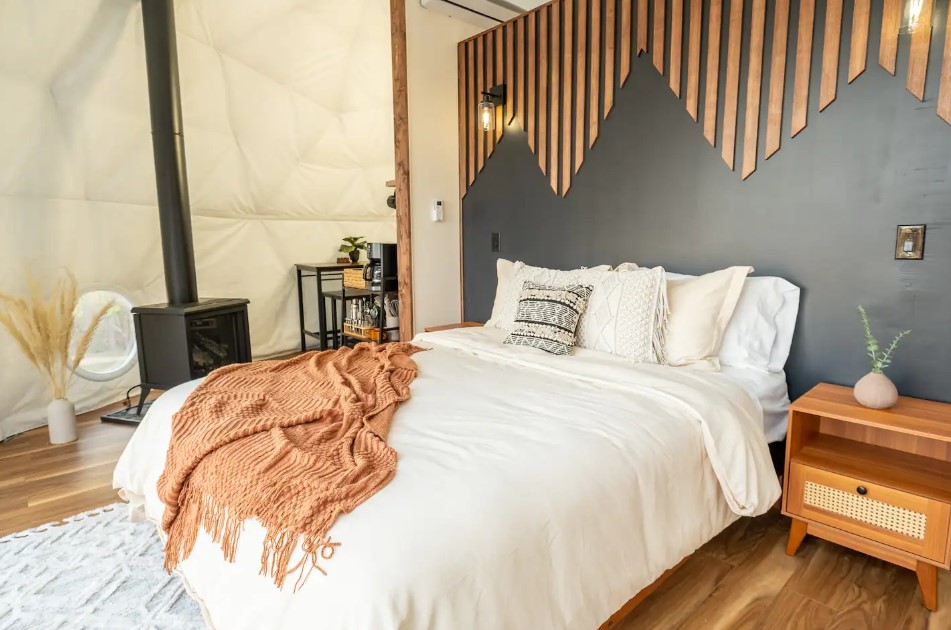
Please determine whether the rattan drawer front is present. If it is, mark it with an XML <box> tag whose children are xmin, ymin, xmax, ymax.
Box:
<box><xmin>787</xmin><ymin>462</ymin><xmax>951</xmax><ymax>563</ymax></box>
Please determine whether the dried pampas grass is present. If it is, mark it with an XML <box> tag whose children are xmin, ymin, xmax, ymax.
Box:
<box><xmin>0</xmin><ymin>271</ymin><xmax>114</xmax><ymax>400</ymax></box>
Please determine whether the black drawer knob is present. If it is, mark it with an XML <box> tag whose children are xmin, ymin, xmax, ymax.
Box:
<box><xmin>856</xmin><ymin>486</ymin><xmax>868</xmax><ymax>496</ymax></box>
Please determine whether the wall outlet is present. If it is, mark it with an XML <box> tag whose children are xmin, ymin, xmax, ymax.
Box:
<box><xmin>491</xmin><ymin>232</ymin><xmax>501</xmax><ymax>252</ymax></box>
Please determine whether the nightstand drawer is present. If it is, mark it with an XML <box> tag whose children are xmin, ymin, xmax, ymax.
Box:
<box><xmin>787</xmin><ymin>462</ymin><xmax>951</xmax><ymax>563</ymax></box>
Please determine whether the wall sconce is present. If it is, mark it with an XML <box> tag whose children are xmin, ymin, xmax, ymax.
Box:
<box><xmin>479</xmin><ymin>86</ymin><xmax>505</xmax><ymax>133</ymax></box>
<box><xmin>900</xmin><ymin>0</ymin><xmax>927</xmax><ymax>34</ymax></box>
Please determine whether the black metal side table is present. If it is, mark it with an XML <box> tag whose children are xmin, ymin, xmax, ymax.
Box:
<box><xmin>294</xmin><ymin>262</ymin><xmax>361</xmax><ymax>351</ymax></box>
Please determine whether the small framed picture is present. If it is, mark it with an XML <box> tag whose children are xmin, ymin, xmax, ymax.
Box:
<box><xmin>895</xmin><ymin>225</ymin><xmax>926</xmax><ymax>260</ymax></box>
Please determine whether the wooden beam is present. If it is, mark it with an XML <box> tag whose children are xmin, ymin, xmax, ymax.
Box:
<box><xmin>791</xmin><ymin>0</ymin><xmax>815</xmax><ymax>137</ymax></box>
<box><xmin>621</xmin><ymin>0</ymin><xmax>633</xmax><ymax>85</ymax></box>
<box><xmin>653</xmin><ymin>0</ymin><xmax>666</xmax><ymax>73</ymax></box>
<box><xmin>458</xmin><ymin>44</ymin><xmax>466</xmax><ymax>200</ymax></box>
<box><xmin>670</xmin><ymin>0</ymin><xmax>684</xmax><ymax>96</ymax></box>
<box><xmin>507</xmin><ymin>22</ymin><xmax>515</xmax><ymax>124</ymax></box>
<box><xmin>848</xmin><ymin>0</ymin><xmax>870</xmax><ymax>82</ymax></box>
<box><xmin>529</xmin><ymin>11</ymin><xmax>537</xmax><ymax>151</ymax></box>
<box><xmin>476</xmin><ymin>35</ymin><xmax>485</xmax><ymax>171</ymax></box>
<box><xmin>765</xmin><ymin>0</ymin><xmax>790</xmax><ymax>158</ymax></box>
<box><xmin>389</xmin><ymin>0</ymin><xmax>413</xmax><ymax>341</ymax></box>
<box><xmin>605</xmin><ymin>0</ymin><xmax>617</xmax><ymax>117</ymax></box>
<box><xmin>590</xmin><ymin>0</ymin><xmax>602</xmax><ymax>146</ymax></box>
<box><xmin>496</xmin><ymin>27</ymin><xmax>505</xmax><ymax>140</ymax></box>
<box><xmin>819</xmin><ymin>0</ymin><xmax>843</xmax><ymax>111</ymax></box>
<box><xmin>686</xmin><ymin>0</ymin><xmax>702</xmax><ymax>119</ymax></box>
<box><xmin>563</xmin><ymin>0</ymin><xmax>573</xmax><ymax>195</ymax></box>
<box><xmin>486</xmin><ymin>31</ymin><xmax>496</xmax><ymax>157</ymax></box>
<box><xmin>550</xmin><ymin>0</ymin><xmax>561</xmax><ymax>193</ymax></box>
<box><xmin>703</xmin><ymin>0</ymin><xmax>723</xmax><ymax>145</ymax></box>
<box><xmin>576</xmin><ymin>0</ymin><xmax>587</xmax><ymax>172</ymax></box>
<box><xmin>938</xmin><ymin>7</ymin><xmax>951</xmax><ymax>124</ymax></box>
<box><xmin>467</xmin><ymin>40</ymin><xmax>475</xmax><ymax>184</ymax></box>
<box><xmin>906</xmin><ymin>0</ymin><xmax>934</xmax><ymax>101</ymax></box>
<box><xmin>638</xmin><ymin>0</ymin><xmax>648</xmax><ymax>54</ymax></box>
<box><xmin>720</xmin><ymin>0</ymin><xmax>744</xmax><ymax>169</ymax></box>
<box><xmin>517</xmin><ymin>17</ymin><xmax>526</xmax><ymax>129</ymax></box>
<box><xmin>880</xmin><ymin>0</ymin><xmax>901</xmax><ymax>74</ymax></box>
<box><xmin>539</xmin><ymin>5</ymin><xmax>549</xmax><ymax>172</ymax></box>
<box><xmin>741</xmin><ymin>0</ymin><xmax>766</xmax><ymax>179</ymax></box>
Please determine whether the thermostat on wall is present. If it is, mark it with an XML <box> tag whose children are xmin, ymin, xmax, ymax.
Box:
<box><xmin>432</xmin><ymin>200</ymin><xmax>444</xmax><ymax>222</ymax></box>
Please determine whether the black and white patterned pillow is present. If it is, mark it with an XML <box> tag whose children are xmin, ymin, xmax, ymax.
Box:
<box><xmin>503</xmin><ymin>282</ymin><xmax>594</xmax><ymax>355</ymax></box>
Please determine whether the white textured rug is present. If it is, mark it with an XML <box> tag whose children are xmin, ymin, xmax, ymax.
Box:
<box><xmin>0</xmin><ymin>504</ymin><xmax>205</xmax><ymax>629</ymax></box>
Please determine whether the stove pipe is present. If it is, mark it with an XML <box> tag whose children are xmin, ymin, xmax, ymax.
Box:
<box><xmin>141</xmin><ymin>0</ymin><xmax>199</xmax><ymax>305</ymax></box>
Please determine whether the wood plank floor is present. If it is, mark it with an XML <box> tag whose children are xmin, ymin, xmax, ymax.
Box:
<box><xmin>2</xmin><ymin>412</ymin><xmax>947</xmax><ymax>628</ymax></box>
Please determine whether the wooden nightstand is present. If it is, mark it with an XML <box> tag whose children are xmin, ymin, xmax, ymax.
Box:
<box><xmin>783</xmin><ymin>383</ymin><xmax>951</xmax><ymax>611</ymax></box>
<box><xmin>423</xmin><ymin>322</ymin><xmax>483</xmax><ymax>333</ymax></box>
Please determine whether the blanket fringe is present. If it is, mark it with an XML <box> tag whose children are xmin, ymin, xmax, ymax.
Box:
<box><xmin>652</xmin><ymin>271</ymin><xmax>670</xmax><ymax>364</ymax></box>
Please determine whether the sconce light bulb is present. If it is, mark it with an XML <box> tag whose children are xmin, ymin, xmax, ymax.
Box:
<box><xmin>480</xmin><ymin>98</ymin><xmax>495</xmax><ymax>132</ymax></box>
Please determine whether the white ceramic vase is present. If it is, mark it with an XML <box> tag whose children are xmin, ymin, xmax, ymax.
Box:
<box><xmin>853</xmin><ymin>372</ymin><xmax>899</xmax><ymax>409</ymax></box>
<box><xmin>47</xmin><ymin>398</ymin><xmax>78</xmax><ymax>444</ymax></box>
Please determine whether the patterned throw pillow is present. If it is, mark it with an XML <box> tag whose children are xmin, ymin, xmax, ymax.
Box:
<box><xmin>503</xmin><ymin>282</ymin><xmax>594</xmax><ymax>355</ymax></box>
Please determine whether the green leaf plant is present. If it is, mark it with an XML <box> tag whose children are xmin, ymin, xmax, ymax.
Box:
<box><xmin>858</xmin><ymin>305</ymin><xmax>911</xmax><ymax>375</ymax></box>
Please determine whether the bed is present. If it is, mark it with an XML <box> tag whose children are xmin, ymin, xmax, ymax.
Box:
<box><xmin>114</xmin><ymin>325</ymin><xmax>781</xmax><ymax>629</ymax></box>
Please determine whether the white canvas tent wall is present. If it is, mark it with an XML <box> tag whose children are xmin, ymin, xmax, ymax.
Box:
<box><xmin>0</xmin><ymin>0</ymin><xmax>397</xmax><ymax>439</ymax></box>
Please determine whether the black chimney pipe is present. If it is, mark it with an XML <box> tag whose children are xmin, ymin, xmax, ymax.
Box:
<box><xmin>141</xmin><ymin>0</ymin><xmax>199</xmax><ymax>305</ymax></box>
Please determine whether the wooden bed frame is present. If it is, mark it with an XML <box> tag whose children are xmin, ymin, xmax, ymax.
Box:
<box><xmin>598</xmin><ymin>555</ymin><xmax>690</xmax><ymax>628</ymax></box>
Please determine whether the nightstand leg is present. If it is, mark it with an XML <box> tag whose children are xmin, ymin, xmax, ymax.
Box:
<box><xmin>916</xmin><ymin>562</ymin><xmax>938</xmax><ymax>611</ymax></box>
<box><xmin>785</xmin><ymin>518</ymin><xmax>808</xmax><ymax>556</ymax></box>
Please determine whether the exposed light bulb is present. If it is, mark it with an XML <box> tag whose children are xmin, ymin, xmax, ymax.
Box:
<box><xmin>480</xmin><ymin>97</ymin><xmax>495</xmax><ymax>132</ymax></box>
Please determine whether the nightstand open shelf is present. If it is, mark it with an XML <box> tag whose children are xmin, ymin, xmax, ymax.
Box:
<box><xmin>783</xmin><ymin>383</ymin><xmax>951</xmax><ymax>612</ymax></box>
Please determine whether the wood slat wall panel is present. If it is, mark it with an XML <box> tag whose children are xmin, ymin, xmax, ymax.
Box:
<box><xmin>670</xmin><ymin>0</ymin><xmax>684</xmax><ymax>96</ymax></box>
<box><xmin>590</xmin><ymin>0</ymin><xmax>602</xmax><ymax>145</ymax></box>
<box><xmin>529</xmin><ymin>11</ymin><xmax>537</xmax><ymax>151</ymax></box>
<box><xmin>458</xmin><ymin>45</ymin><xmax>466</xmax><ymax>198</ymax></box>
<box><xmin>819</xmin><ymin>0</ymin><xmax>843</xmax><ymax>111</ymax></box>
<box><xmin>741</xmin><ymin>0</ymin><xmax>766</xmax><ymax>179</ymax></box>
<box><xmin>791</xmin><ymin>0</ymin><xmax>816</xmax><ymax>137</ymax></box>
<box><xmin>621</xmin><ymin>0</ymin><xmax>633</xmax><ymax>85</ymax></box>
<box><xmin>539</xmin><ymin>6</ymin><xmax>549</xmax><ymax>173</ymax></box>
<box><xmin>550</xmin><ymin>1</ymin><xmax>561</xmax><ymax>193</ymax></box>
<box><xmin>486</xmin><ymin>31</ymin><xmax>496</xmax><ymax>157</ymax></box>
<box><xmin>939</xmin><ymin>8</ymin><xmax>951</xmax><ymax>124</ymax></box>
<box><xmin>605</xmin><ymin>0</ymin><xmax>617</xmax><ymax>116</ymax></box>
<box><xmin>467</xmin><ymin>39</ymin><xmax>476</xmax><ymax>184</ymax></box>
<box><xmin>653</xmin><ymin>0</ymin><xmax>666</xmax><ymax>73</ymax></box>
<box><xmin>720</xmin><ymin>0</ymin><xmax>744</xmax><ymax>169</ymax></box>
<box><xmin>906</xmin><ymin>0</ymin><xmax>934</xmax><ymax>101</ymax></box>
<box><xmin>704</xmin><ymin>0</ymin><xmax>724</xmax><ymax>145</ymax></box>
<box><xmin>848</xmin><ymin>0</ymin><xmax>870</xmax><ymax>83</ymax></box>
<box><xmin>563</xmin><ymin>0</ymin><xmax>573</xmax><ymax>195</ymax></box>
<box><xmin>496</xmin><ymin>28</ymin><xmax>505</xmax><ymax>139</ymax></box>
<box><xmin>686</xmin><ymin>0</ymin><xmax>702</xmax><ymax>118</ymax></box>
<box><xmin>638</xmin><ymin>0</ymin><xmax>648</xmax><ymax>54</ymax></box>
<box><xmin>880</xmin><ymin>0</ymin><xmax>901</xmax><ymax>74</ymax></box>
<box><xmin>765</xmin><ymin>0</ymin><xmax>790</xmax><ymax>158</ymax></box>
<box><xmin>576</xmin><ymin>0</ymin><xmax>587</xmax><ymax>172</ymax></box>
<box><xmin>517</xmin><ymin>17</ymin><xmax>526</xmax><ymax>129</ymax></box>
<box><xmin>476</xmin><ymin>35</ymin><xmax>485</xmax><ymax>172</ymax></box>
<box><xmin>506</xmin><ymin>23</ymin><xmax>515</xmax><ymax>124</ymax></box>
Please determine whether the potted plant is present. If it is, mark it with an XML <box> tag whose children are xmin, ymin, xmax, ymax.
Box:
<box><xmin>339</xmin><ymin>236</ymin><xmax>367</xmax><ymax>263</ymax></box>
<box><xmin>0</xmin><ymin>272</ymin><xmax>113</xmax><ymax>443</ymax></box>
<box><xmin>854</xmin><ymin>306</ymin><xmax>911</xmax><ymax>409</ymax></box>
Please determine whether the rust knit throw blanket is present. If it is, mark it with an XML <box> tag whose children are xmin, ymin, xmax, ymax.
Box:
<box><xmin>157</xmin><ymin>342</ymin><xmax>421</xmax><ymax>589</ymax></box>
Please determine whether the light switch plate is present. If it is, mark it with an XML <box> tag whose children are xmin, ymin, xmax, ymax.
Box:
<box><xmin>491</xmin><ymin>232</ymin><xmax>501</xmax><ymax>252</ymax></box>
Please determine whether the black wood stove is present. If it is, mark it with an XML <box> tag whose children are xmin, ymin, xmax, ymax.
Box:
<box><xmin>115</xmin><ymin>0</ymin><xmax>251</xmax><ymax>420</ymax></box>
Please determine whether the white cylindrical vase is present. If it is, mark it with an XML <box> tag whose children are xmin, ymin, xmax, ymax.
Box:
<box><xmin>47</xmin><ymin>399</ymin><xmax>78</xmax><ymax>444</ymax></box>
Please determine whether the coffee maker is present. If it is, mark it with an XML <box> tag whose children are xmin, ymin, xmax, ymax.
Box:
<box><xmin>363</xmin><ymin>243</ymin><xmax>398</xmax><ymax>292</ymax></box>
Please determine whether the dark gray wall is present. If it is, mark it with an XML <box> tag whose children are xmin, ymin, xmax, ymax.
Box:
<box><xmin>463</xmin><ymin>0</ymin><xmax>951</xmax><ymax>401</ymax></box>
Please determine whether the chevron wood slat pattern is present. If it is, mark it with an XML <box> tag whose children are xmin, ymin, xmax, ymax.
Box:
<box><xmin>742</xmin><ymin>0</ymin><xmax>766</xmax><ymax>179</ymax></box>
<box><xmin>791</xmin><ymin>0</ymin><xmax>815</xmax><ymax>137</ymax></box>
<box><xmin>907</xmin><ymin>0</ymin><xmax>934</xmax><ymax>101</ymax></box>
<box><xmin>456</xmin><ymin>0</ymin><xmax>951</xmax><ymax>197</ymax></box>
<box><xmin>563</xmin><ymin>0</ymin><xmax>574</xmax><ymax>195</ymax></box>
<box><xmin>670</xmin><ymin>0</ymin><xmax>684</xmax><ymax>96</ymax></box>
<box><xmin>819</xmin><ymin>0</ymin><xmax>843</xmax><ymax>111</ymax></box>
<box><xmin>704</xmin><ymin>0</ymin><xmax>723</xmax><ymax>145</ymax></box>
<box><xmin>686</xmin><ymin>0</ymin><xmax>702</xmax><ymax>119</ymax></box>
<box><xmin>765</xmin><ymin>0</ymin><xmax>790</xmax><ymax>158</ymax></box>
<box><xmin>590</xmin><ymin>0</ymin><xmax>602</xmax><ymax>146</ymax></box>
<box><xmin>940</xmin><ymin>8</ymin><xmax>951</xmax><ymax>124</ymax></box>
<box><xmin>880</xmin><ymin>0</ymin><xmax>901</xmax><ymax>74</ymax></box>
<box><xmin>653</xmin><ymin>0</ymin><xmax>665</xmax><ymax>73</ymax></box>
<box><xmin>576</xmin><ymin>0</ymin><xmax>588</xmax><ymax>171</ymax></box>
<box><xmin>848</xmin><ymin>0</ymin><xmax>870</xmax><ymax>83</ymax></box>
<box><xmin>621</xmin><ymin>0</ymin><xmax>633</xmax><ymax>85</ymax></box>
<box><xmin>721</xmin><ymin>0</ymin><xmax>744</xmax><ymax>169</ymax></box>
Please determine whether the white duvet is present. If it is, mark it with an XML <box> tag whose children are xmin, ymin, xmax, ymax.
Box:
<box><xmin>113</xmin><ymin>327</ymin><xmax>780</xmax><ymax>630</ymax></box>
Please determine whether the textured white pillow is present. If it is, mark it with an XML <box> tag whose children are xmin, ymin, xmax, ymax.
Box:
<box><xmin>666</xmin><ymin>266</ymin><xmax>752</xmax><ymax>369</ymax></box>
<box><xmin>576</xmin><ymin>266</ymin><xmax>669</xmax><ymax>363</ymax></box>
<box><xmin>490</xmin><ymin>261</ymin><xmax>612</xmax><ymax>331</ymax></box>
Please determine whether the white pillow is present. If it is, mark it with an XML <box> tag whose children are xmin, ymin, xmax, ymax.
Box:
<box><xmin>576</xmin><ymin>266</ymin><xmax>669</xmax><ymax>363</ymax></box>
<box><xmin>488</xmin><ymin>261</ymin><xmax>612</xmax><ymax>331</ymax></box>
<box><xmin>668</xmin><ymin>272</ymin><xmax>800</xmax><ymax>372</ymax></box>
<box><xmin>666</xmin><ymin>266</ymin><xmax>752</xmax><ymax>369</ymax></box>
